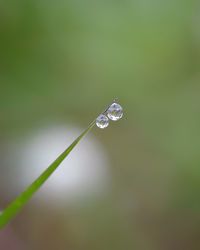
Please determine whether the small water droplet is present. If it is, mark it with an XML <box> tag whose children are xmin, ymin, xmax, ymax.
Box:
<box><xmin>96</xmin><ymin>114</ymin><xmax>109</xmax><ymax>129</ymax></box>
<box><xmin>107</xmin><ymin>103</ymin><xmax>123</xmax><ymax>121</ymax></box>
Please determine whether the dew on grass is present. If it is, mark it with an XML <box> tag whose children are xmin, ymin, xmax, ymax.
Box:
<box><xmin>107</xmin><ymin>103</ymin><xmax>123</xmax><ymax>121</ymax></box>
<box><xmin>96</xmin><ymin>114</ymin><xmax>109</xmax><ymax>129</ymax></box>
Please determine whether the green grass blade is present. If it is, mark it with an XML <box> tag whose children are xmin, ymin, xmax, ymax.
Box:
<box><xmin>0</xmin><ymin>121</ymin><xmax>95</xmax><ymax>229</ymax></box>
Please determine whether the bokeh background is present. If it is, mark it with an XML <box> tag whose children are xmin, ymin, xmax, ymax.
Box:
<box><xmin>0</xmin><ymin>0</ymin><xmax>200</xmax><ymax>249</ymax></box>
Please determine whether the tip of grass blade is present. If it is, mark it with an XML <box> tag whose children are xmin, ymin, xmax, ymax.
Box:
<box><xmin>0</xmin><ymin>120</ymin><xmax>96</xmax><ymax>229</ymax></box>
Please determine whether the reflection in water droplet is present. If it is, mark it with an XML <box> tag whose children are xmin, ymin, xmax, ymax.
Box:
<box><xmin>107</xmin><ymin>103</ymin><xmax>123</xmax><ymax>121</ymax></box>
<box><xmin>96</xmin><ymin>114</ymin><xmax>109</xmax><ymax>129</ymax></box>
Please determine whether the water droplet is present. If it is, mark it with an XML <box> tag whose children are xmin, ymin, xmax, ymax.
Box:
<box><xmin>96</xmin><ymin>114</ymin><xmax>109</xmax><ymax>129</ymax></box>
<box><xmin>107</xmin><ymin>103</ymin><xmax>123</xmax><ymax>121</ymax></box>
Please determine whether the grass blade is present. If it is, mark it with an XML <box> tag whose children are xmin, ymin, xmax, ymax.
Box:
<box><xmin>0</xmin><ymin>120</ymin><xmax>95</xmax><ymax>229</ymax></box>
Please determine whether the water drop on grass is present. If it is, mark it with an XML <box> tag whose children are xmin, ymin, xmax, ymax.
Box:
<box><xmin>107</xmin><ymin>103</ymin><xmax>123</xmax><ymax>121</ymax></box>
<box><xmin>96</xmin><ymin>114</ymin><xmax>109</xmax><ymax>129</ymax></box>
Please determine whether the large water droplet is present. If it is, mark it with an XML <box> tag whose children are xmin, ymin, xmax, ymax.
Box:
<box><xmin>96</xmin><ymin>114</ymin><xmax>109</xmax><ymax>129</ymax></box>
<box><xmin>107</xmin><ymin>103</ymin><xmax>123</xmax><ymax>121</ymax></box>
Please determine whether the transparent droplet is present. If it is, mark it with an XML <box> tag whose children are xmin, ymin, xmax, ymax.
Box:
<box><xmin>96</xmin><ymin>114</ymin><xmax>109</xmax><ymax>129</ymax></box>
<box><xmin>107</xmin><ymin>103</ymin><xmax>123</xmax><ymax>121</ymax></box>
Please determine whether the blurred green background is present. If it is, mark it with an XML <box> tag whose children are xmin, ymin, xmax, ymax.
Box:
<box><xmin>0</xmin><ymin>0</ymin><xmax>200</xmax><ymax>249</ymax></box>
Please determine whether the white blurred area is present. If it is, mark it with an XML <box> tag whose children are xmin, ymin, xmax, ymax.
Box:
<box><xmin>6</xmin><ymin>123</ymin><xmax>111</xmax><ymax>205</ymax></box>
